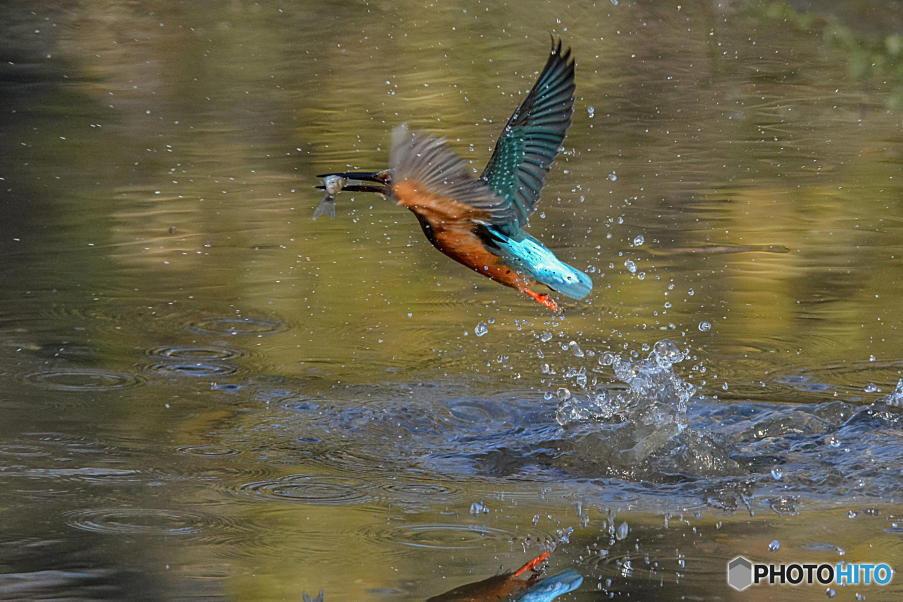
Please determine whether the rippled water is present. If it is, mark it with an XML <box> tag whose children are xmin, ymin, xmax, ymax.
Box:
<box><xmin>2</xmin><ymin>1</ymin><xmax>902</xmax><ymax>600</ymax></box>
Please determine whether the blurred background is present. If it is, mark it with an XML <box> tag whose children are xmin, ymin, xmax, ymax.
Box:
<box><xmin>1</xmin><ymin>0</ymin><xmax>901</xmax><ymax>599</ymax></box>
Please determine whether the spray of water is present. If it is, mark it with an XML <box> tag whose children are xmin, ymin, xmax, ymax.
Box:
<box><xmin>555</xmin><ymin>339</ymin><xmax>694</xmax><ymax>432</ymax></box>
<box><xmin>550</xmin><ymin>339</ymin><xmax>704</xmax><ymax>472</ymax></box>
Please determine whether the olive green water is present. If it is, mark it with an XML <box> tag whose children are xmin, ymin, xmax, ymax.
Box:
<box><xmin>1</xmin><ymin>1</ymin><xmax>902</xmax><ymax>600</ymax></box>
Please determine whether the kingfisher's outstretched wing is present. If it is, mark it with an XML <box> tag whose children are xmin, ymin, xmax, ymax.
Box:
<box><xmin>389</xmin><ymin>124</ymin><xmax>517</xmax><ymax>227</ymax></box>
<box><xmin>480</xmin><ymin>38</ymin><xmax>576</xmax><ymax>228</ymax></box>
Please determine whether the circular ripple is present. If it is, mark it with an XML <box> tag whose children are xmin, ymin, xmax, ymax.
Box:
<box><xmin>23</xmin><ymin>369</ymin><xmax>144</xmax><ymax>391</ymax></box>
<box><xmin>188</xmin><ymin>316</ymin><xmax>288</xmax><ymax>336</ymax></box>
<box><xmin>147</xmin><ymin>345</ymin><xmax>244</xmax><ymax>361</ymax></box>
<box><xmin>65</xmin><ymin>508</ymin><xmax>210</xmax><ymax>536</ymax></box>
<box><xmin>238</xmin><ymin>474</ymin><xmax>371</xmax><ymax>506</ymax></box>
<box><xmin>369</xmin><ymin>523</ymin><xmax>514</xmax><ymax>550</ymax></box>
<box><xmin>0</xmin><ymin>444</ymin><xmax>52</xmax><ymax>457</ymax></box>
<box><xmin>380</xmin><ymin>482</ymin><xmax>459</xmax><ymax>497</ymax></box>
<box><xmin>146</xmin><ymin>361</ymin><xmax>238</xmax><ymax>377</ymax></box>
<box><xmin>378</xmin><ymin>481</ymin><xmax>462</xmax><ymax>509</ymax></box>
<box><xmin>177</xmin><ymin>444</ymin><xmax>241</xmax><ymax>457</ymax></box>
<box><xmin>313</xmin><ymin>446</ymin><xmax>400</xmax><ymax>476</ymax></box>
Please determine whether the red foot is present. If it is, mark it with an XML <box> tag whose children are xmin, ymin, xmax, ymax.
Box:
<box><xmin>513</xmin><ymin>551</ymin><xmax>550</xmax><ymax>577</ymax></box>
<box><xmin>524</xmin><ymin>289</ymin><xmax>560</xmax><ymax>311</ymax></box>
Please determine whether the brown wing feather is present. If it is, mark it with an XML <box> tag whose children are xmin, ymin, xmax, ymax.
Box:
<box><xmin>389</xmin><ymin>124</ymin><xmax>517</xmax><ymax>227</ymax></box>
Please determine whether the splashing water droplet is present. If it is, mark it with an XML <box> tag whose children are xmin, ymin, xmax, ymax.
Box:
<box><xmin>631</xmin><ymin>235</ymin><xmax>645</xmax><ymax>247</ymax></box>
<box><xmin>616</xmin><ymin>522</ymin><xmax>629</xmax><ymax>540</ymax></box>
<box><xmin>698</xmin><ymin>321</ymin><xmax>712</xmax><ymax>332</ymax></box>
<box><xmin>652</xmin><ymin>340</ymin><xmax>684</xmax><ymax>368</ymax></box>
<box><xmin>587</xmin><ymin>106</ymin><xmax>595</xmax><ymax>118</ymax></box>
<box><xmin>884</xmin><ymin>378</ymin><xmax>903</xmax><ymax>406</ymax></box>
<box><xmin>771</xmin><ymin>467</ymin><xmax>783</xmax><ymax>480</ymax></box>
<box><xmin>568</xmin><ymin>341</ymin><xmax>585</xmax><ymax>358</ymax></box>
<box><xmin>863</xmin><ymin>383</ymin><xmax>879</xmax><ymax>393</ymax></box>
<box><xmin>474</xmin><ymin>322</ymin><xmax>488</xmax><ymax>337</ymax></box>
<box><xmin>624</xmin><ymin>260</ymin><xmax>637</xmax><ymax>274</ymax></box>
<box><xmin>598</xmin><ymin>352</ymin><xmax>616</xmax><ymax>367</ymax></box>
<box><xmin>608</xmin><ymin>171</ymin><xmax>618</xmax><ymax>181</ymax></box>
<box><xmin>769</xmin><ymin>540</ymin><xmax>780</xmax><ymax>552</ymax></box>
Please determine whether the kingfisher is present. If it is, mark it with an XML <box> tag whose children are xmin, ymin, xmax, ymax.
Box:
<box><xmin>315</xmin><ymin>39</ymin><xmax>591</xmax><ymax>311</ymax></box>
<box><xmin>426</xmin><ymin>551</ymin><xmax>583</xmax><ymax>601</ymax></box>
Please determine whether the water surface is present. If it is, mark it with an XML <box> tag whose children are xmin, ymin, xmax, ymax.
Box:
<box><xmin>1</xmin><ymin>0</ymin><xmax>902</xmax><ymax>599</ymax></box>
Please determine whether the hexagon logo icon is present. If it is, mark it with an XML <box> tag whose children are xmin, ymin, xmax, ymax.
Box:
<box><xmin>727</xmin><ymin>556</ymin><xmax>754</xmax><ymax>591</ymax></box>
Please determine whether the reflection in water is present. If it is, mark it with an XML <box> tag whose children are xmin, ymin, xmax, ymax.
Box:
<box><xmin>427</xmin><ymin>551</ymin><xmax>583</xmax><ymax>602</ymax></box>
<box><xmin>1</xmin><ymin>0</ymin><xmax>902</xmax><ymax>600</ymax></box>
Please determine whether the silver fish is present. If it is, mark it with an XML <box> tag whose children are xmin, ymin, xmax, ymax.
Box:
<box><xmin>312</xmin><ymin>175</ymin><xmax>346</xmax><ymax>220</ymax></box>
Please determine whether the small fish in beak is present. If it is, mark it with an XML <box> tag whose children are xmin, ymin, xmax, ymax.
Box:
<box><xmin>312</xmin><ymin>175</ymin><xmax>347</xmax><ymax>219</ymax></box>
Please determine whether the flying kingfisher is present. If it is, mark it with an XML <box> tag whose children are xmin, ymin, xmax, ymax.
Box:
<box><xmin>315</xmin><ymin>39</ymin><xmax>591</xmax><ymax>311</ymax></box>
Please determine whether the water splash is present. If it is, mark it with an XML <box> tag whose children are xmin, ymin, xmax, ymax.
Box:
<box><xmin>555</xmin><ymin>339</ymin><xmax>693</xmax><ymax>433</ymax></box>
<box><xmin>882</xmin><ymin>378</ymin><xmax>903</xmax><ymax>407</ymax></box>
<box><xmin>551</xmin><ymin>340</ymin><xmax>698</xmax><ymax>471</ymax></box>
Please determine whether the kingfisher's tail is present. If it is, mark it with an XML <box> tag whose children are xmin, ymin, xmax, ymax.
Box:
<box><xmin>538</xmin><ymin>259</ymin><xmax>592</xmax><ymax>300</ymax></box>
<box><xmin>516</xmin><ymin>569</ymin><xmax>583</xmax><ymax>601</ymax></box>
<box><xmin>486</xmin><ymin>228</ymin><xmax>593</xmax><ymax>301</ymax></box>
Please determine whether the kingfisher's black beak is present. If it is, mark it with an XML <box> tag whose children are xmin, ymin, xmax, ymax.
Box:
<box><xmin>314</xmin><ymin>183</ymin><xmax>385</xmax><ymax>193</ymax></box>
<box><xmin>315</xmin><ymin>170</ymin><xmax>390</xmax><ymax>195</ymax></box>
<box><xmin>315</xmin><ymin>171</ymin><xmax>387</xmax><ymax>183</ymax></box>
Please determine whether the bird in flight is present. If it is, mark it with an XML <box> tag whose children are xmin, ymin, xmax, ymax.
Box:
<box><xmin>315</xmin><ymin>39</ymin><xmax>591</xmax><ymax>311</ymax></box>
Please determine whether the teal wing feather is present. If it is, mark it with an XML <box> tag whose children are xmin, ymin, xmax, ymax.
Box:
<box><xmin>481</xmin><ymin>38</ymin><xmax>576</xmax><ymax>228</ymax></box>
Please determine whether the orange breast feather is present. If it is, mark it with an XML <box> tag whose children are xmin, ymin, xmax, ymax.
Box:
<box><xmin>392</xmin><ymin>180</ymin><xmax>532</xmax><ymax>291</ymax></box>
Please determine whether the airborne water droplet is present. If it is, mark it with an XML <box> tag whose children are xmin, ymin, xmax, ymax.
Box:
<box><xmin>474</xmin><ymin>322</ymin><xmax>488</xmax><ymax>337</ymax></box>
<box><xmin>698</xmin><ymin>321</ymin><xmax>712</xmax><ymax>332</ymax></box>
